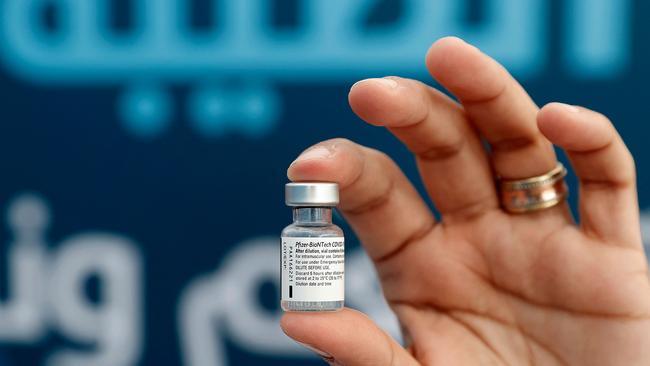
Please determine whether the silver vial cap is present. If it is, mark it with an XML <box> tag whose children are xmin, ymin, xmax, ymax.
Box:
<box><xmin>285</xmin><ymin>182</ymin><xmax>339</xmax><ymax>207</ymax></box>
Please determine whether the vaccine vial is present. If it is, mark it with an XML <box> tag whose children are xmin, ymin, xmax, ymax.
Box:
<box><xmin>281</xmin><ymin>182</ymin><xmax>344</xmax><ymax>312</ymax></box>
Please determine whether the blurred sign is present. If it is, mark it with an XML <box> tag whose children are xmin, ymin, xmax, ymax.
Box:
<box><xmin>0</xmin><ymin>194</ymin><xmax>143</xmax><ymax>366</ymax></box>
<box><xmin>0</xmin><ymin>0</ymin><xmax>631</xmax><ymax>139</ymax></box>
<box><xmin>0</xmin><ymin>194</ymin><xmax>398</xmax><ymax>366</ymax></box>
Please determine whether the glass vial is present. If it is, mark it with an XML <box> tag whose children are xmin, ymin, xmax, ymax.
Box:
<box><xmin>281</xmin><ymin>182</ymin><xmax>344</xmax><ymax>312</ymax></box>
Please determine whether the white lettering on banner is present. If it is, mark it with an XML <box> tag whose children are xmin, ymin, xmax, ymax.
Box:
<box><xmin>0</xmin><ymin>0</ymin><xmax>633</xmax><ymax>138</ymax></box>
<box><xmin>0</xmin><ymin>194</ymin><xmax>143</xmax><ymax>366</ymax></box>
<box><xmin>0</xmin><ymin>0</ymin><xmax>630</xmax><ymax>79</ymax></box>
<box><xmin>0</xmin><ymin>194</ymin><xmax>48</xmax><ymax>341</ymax></box>
<box><xmin>47</xmin><ymin>234</ymin><xmax>142</xmax><ymax>366</ymax></box>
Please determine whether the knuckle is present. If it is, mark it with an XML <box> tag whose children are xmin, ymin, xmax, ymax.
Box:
<box><xmin>415</xmin><ymin>138</ymin><xmax>466</xmax><ymax>161</ymax></box>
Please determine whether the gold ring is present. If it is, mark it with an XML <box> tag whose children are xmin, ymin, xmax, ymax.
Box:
<box><xmin>499</xmin><ymin>163</ymin><xmax>568</xmax><ymax>213</ymax></box>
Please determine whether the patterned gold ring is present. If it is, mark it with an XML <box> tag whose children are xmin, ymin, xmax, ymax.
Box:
<box><xmin>499</xmin><ymin>163</ymin><xmax>569</xmax><ymax>213</ymax></box>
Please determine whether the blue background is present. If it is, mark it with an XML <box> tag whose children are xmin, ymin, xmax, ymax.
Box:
<box><xmin>0</xmin><ymin>0</ymin><xmax>649</xmax><ymax>365</ymax></box>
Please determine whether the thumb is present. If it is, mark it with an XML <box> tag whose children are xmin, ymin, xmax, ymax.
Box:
<box><xmin>281</xmin><ymin>307</ymin><xmax>418</xmax><ymax>366</ymax></box>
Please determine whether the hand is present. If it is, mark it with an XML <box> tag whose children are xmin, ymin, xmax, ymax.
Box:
<box><xmin>280</xmin><ymin>37</ymin><xmax>650</xmax><ymax>365</ymax></box>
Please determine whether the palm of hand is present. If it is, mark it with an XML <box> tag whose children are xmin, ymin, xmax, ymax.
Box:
<box><xmin>381</xmin><ymin>210</ymin><xmax>650</xmax><ymax>365</ymax></box>
<box><xmin>281</xmin><ymin>37</ymin><xmax>650</xmax><ymax>366</ymax></box>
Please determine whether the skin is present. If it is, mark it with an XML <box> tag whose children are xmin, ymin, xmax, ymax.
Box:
<box><xmin>280</xmin><ymin>37</ymin><xmax>650</xmax><ymax>365</ymax></box>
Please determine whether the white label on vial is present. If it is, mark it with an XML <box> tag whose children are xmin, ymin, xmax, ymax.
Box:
<box><xmin>281</xmin><ymin>237</ymin><xmax>344</xmax><ymax>302</ymax></box>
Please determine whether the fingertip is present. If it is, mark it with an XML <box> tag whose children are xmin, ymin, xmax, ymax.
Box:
<box><xmin>286</xmin><ymin>162</ymin><xmax>323</xmax><ymax>183</ymax></box>
<box><xmin>350</xmin><ymin>77</ymin><xmax>398</xmax><ymax>93</ymax></box>
<box><xmin>279</xmin><ymin>310</ymin><xmax>341</xmax><ymax>345</ymax></box>
<box><xmin>280</xmin><ymin>309</ymin><xmax>371</xmax><ymax>344</ymax></box>
<box><xmin>538</xmin><ymin>102</ymin><xmax>580</xmax><ymax>124</ymax></box>
<box><xmin>287</xmin><ymin>154</ymin><xmax>333</xmax><ymax>181</ymax></box>
<box><xmin>287</xmin><ymin>139</ymin><xmax>364</xmax><ymax>187</ymax></box>
<box><xmin>542</xmin><ymin>102</ymin><xmax>582</xmax><ymax>114</ymax></box>
<box><xmin>426</xmin><ymin>36</ymin><xmax>468</xmax><ymax>58</ymax></box>
<box><xmin>287</xmin><ymin>145</ymin><xmax>333</xmax><ymax>180</ymax></box>
<box><xmin>537</xmin><ymin>103</ymin><xmax>573</xmax><ymax>140</ymax></box>
<box><xmin>349</xmin><ymin>77</ymin><xmax>404</xmax><ymax>126</ymax></box>
<box><xmin>425</xmin><ymin>36</ymin><xmax>503</xmax><ymax>101</ymax></box>
<box><xmin>279</xmin><ymin>312</ymin><xmax>299</xmax><ymax>336</ymax></box>
<box><xmin>425</xmin><ymin>37</ymin><xmax>467</xmax><ymax>76</ymax></box>
<box><xmin>280</xmin><ymin>312</ymin><xmax>341</xmax><ymax>361</ymax></box>
<box><xmin>537</xmin><ymin>103</ymin><xmax>611</xmax><ymax>151</ymax></box>
<box><xmin>348</xmin><ymin>79</ymin><xmax>385</xmax><ymax>127</ymax></box>
<box><xmin>349</xmin><ymin>77</ymin><xmax>431</xmax><ymax>128</ymax></box>
<box><xmin>281</xmin><ymin>308</ymin><xmax>414</xmax><ymax>366</ymax></box>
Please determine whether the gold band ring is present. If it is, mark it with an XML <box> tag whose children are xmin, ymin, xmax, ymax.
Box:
<box><xmin>499</xmin><ymin>163</ymin><xmax>569</xmax><ymax>213</ymax></box>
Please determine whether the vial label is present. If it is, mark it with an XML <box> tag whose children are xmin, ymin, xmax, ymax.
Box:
<box><xmin>281</xmin><ymin>237</ymin><xmax>344</xmax><ymax>302</ymax></box>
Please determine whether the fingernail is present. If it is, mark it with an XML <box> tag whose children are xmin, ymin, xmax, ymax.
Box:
<box><xmin>377</xmin><ymin>77</ymin><xmax>398</xmax><ymax>88</ymax></box>
<box><xmin>292</xmin><ymin>146</ymin><xmax>333</xmax><ymax>164</ymax></box>
<box><xmin>352</xmin><ymin>77</ymin><xmax>398</xmax><ymax>89</ymax></box>
<box><xmin>556</xmin><ymin>103</ymin><xmax>581</xmax><ymax>113</ymax></box>
<box><xmin>295</xmin><ymin>341</ymin><xmax>333</xmax><ymax>359</ymax></box>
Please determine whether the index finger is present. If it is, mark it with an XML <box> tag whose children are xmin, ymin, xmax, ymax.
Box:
<box><xmin>288</xmin><ymin>138</ymin><xmax>435</xmax><ymax>262</ymax></box>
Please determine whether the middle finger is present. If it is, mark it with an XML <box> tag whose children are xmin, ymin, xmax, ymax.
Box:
<box><xmin>426</xmin><ymin>37</ymin><xmax>557</xmax><ymax>180</ymax></box>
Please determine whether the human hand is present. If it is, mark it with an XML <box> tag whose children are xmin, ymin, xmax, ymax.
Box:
<box><xmin>280</xmin><ymin>37</ymin><xmax>650</xmax><ymax>365</ymax></box>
